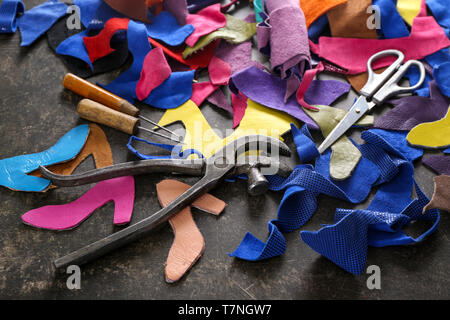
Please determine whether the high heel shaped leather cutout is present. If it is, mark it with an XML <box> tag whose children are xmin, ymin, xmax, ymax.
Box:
<box><xmin>22</xmin><ymin>176</ymin><xmax>135</xmax><ymax>230</ymax></box>
<box><xmin>22</xmin><ymin>124</ymin><xmax>135</xmax><ymax>230</ymax></box>
<box><xmin>29</xmin><ymin>124</ymin><xmax>114</xmax><ymax>188</ymax></box>
<box><xmin>156</xmin><ymin>179</ymin><xmax>226</xmax><ymax>283</ymax></box>
<box><xmin>0</xmin><ymin>125</ymin><xmax>89</xmax><ymax>192</ymax></box>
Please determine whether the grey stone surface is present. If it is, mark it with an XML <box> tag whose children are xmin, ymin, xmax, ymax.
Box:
<box><xmin>0</xmin><ymin>0</ymin><xmax>448</xmax><ymax>300</ymax></box>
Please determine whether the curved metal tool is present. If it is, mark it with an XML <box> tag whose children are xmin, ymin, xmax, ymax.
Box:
<box><xmin>47</xmin><ymin>135</ymin><xmax>291</xmax><ymax>269</ymax></box>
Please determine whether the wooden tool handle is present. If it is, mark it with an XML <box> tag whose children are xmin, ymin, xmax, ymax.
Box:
<box><xmin>63</xmin><ymin>73</ymin><xmax>140</xmax><ymax>117</ymax></box>
<box><xmin>77</xmin><ymin>99</ymin><xmax>139</xmax><ymax>135</ymax></box>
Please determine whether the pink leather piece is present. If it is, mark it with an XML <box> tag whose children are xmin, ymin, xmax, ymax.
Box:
<box><xmin>21</xmin><ymin>176</ymin><xmax>135</xmax><ymax>230</ymax></box>
<box><xmin>191</xmin><ymin>81</ymin><xmax>220</xmax><ymax>106</ymax></box>
<box><xmin>232</xmin><ymin>91</ymin><xmax>248</xmax><ymax>128</ymax></box>
<box><xmin>185</xmin><ymin>3</ymin><xmax>227</xmax><ymax>47</ymax></box>
<box><xmin>310</xmin><ymin>16</ymin><xmax>450</xmax><ymax>74</ymax></box>
<box><xmin>296</xmin><ymin>62</ymin><xmax>323</xmax><ymax>111</ymax></box>
<box><xmin>136</xmin><ymin>47</ymin><xmax>172</xmax><ymax>101</ymax></box>
<box><xmin>208</xmin><ymin>55</ymin><xmax>232</xmax><ymax>86</ymax></box>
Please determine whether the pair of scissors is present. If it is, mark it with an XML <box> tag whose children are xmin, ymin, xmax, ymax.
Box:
<box><xmin>318</xmin><ymin>49</ymin><xmax>426</xmax><ymax>154</ymax></box>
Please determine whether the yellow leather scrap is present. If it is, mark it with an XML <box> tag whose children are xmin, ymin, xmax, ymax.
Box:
<box><xmin>397</xmin><ymin>0</ymin><xmax>422</xmax><ymax>25</ymax></box>
<box><xmin>407</xmin><ymin>107</ymin><xmax>450</xmax><ymax>149</ymax></box>
<box><xmin>157</xmin><ymin>99</ymin><xmax>299</xmax><ymax>158</ymax></box>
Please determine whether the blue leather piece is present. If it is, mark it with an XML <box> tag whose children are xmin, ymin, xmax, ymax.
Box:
<box><xmin>0</xmin><ymin>0</ymin><xmax>25</xmax><ymax>33</ymax></box>
<box><xmin>0</xmin><ymin>125</ymin><xmax>89</xmax><ymax>192</ymax></box>
<box><xmin>361</xmin><ymin>129</ymin><xmax>423</xmax><ymax>162</ymax></box>
<box><xmin>142</xmin><ymin>70</ymin><xmax>195</xmax><ymax>109</ymax></box>
<box><xmin>228</xmin><ymin>220</ymin><xmax>287</xmax><ymax>261</ymax></box>
<box><xmin>74</xmin><ymin>0</ymin><xmax>123</xmax><ymax>30</ymax></box>
<box><xmin>426</xmin><ymin>0</ymin><xmax>450</xmax><ymax>37</ymax></box>
<box><xmin>127</xmin><ymin>136</ymin><xmax>203</xmax><ymax>160</ymax></box>
<box><xmin>98</xmin><ymin>20</ymin><xmax>151</xmax><ymax>103</ymax></box>
<box><xmin>300</xmin><ymin>128</ymin><xmax>438</xmax><ymax>274</ymax></box>
<box><xmin>17</xmin><ymin>0</ymin><xmax>67</xmax><ymax>46</ymax></box>
<box><xmin>433</xmin><ymin>61</ymin><xmax>450</xmax><ymax>97</ymax></box>
<box><xmin>301</xmin><ymin>182</ymin><xmax>439</xmax><ymax>275</ymax></box>
<box><xmin>146</xmin><ymin>11</ymin><xmax>194</xmax><ymax>46</ymax></box>
<box><xmin>55</xmin><ymin>29</ymin><xmax>94</xmax><ymax>70</ymax></box>
<box><xmin>308</xmin><ymin>14</ymin><xmax>329</xmax><ymax>43</ymax></box>
<box><xmin>291</xmin><ymin>123</ymin><xmax>319</xmax><ymax>163</ymax></box>
<box><xmin>229</xmin><ymin>147</ymin><xmax>380</xmax><ymax>262</ymax></box>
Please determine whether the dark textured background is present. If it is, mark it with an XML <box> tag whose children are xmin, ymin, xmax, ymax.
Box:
<box><xmin>0</xmin><ymin>0</ymin><xmax>448</xmax><ymax>300</ymax></box>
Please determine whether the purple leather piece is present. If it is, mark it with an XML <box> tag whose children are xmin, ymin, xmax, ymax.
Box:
<box><xmin>163</xmin><ymin>0</ymin><xmax>188</xmax><ymax>25</ymax></box>
<box><xmin>214</xmin><ymin>40</ymin><xmax>253</xmax><ymax>75</ymax></box>
<box><xmin>422</xmin><ymin>155</ymin><xmax>450</xmax><ymax>175</ymax></box>
<box><xmin>229</xmin><ymin>67</ymin><xmax>350</xmax><ymax>129</ymax></box>
<box><xmin>265</xmin><ymin>0</ymin><xmax>310</xmax><ymax>78</ymax></box>
<box><xmin>374</xmin><ymin>81</ymin><xmax>450</xmax><ymax>131</ymax></box>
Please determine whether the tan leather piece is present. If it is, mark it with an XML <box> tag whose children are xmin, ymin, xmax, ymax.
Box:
<box><xmin>327</xmin><ymin>0</ymin><xmax>379</xmax><ymax>91</ymax></box>
<box><xmin>156</xmin><ymin>179</ymin><xmax>226</xmax><ymax>283</ymax></box>
<box><xmin>29</xmin><ymin>124</ymin><xmax>113</xmax><ymax>187</ymax></box>
<box><xmin>423</xmin><ymin>175</ymin><xmax>450</xmax><ymax>213</ymax></box>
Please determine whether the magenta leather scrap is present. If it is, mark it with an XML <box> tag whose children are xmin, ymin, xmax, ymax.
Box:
<box><xmin>295</xmin><ymin>62</ymin><xmax>324</xmax><ymax>111</ymax></box>
<box><xmin>136</xmin><ymin>47</ymin><xmax>172</xmax><ymax>101</ymax></box>
<box><xmin>301</xmin><ymin>131</ymin><xmax>436</xmax><ymax>275</ymax></box>
<box><xmin>422</xmin><ymin>154</ymin><xmax>450</xmax><ymax>175</ymax></box>
<box><xmin>208</xmin><ymin>55</ymin><xmax>231</xmax><ymax>85</ymax></box>
<box><xmin>374</xmin><ymin>81</ymin><xmax>450</xmax><ymax>131</ymax></box>
<box><xmin>185</xmin><ymin>3</ymin><xmax>226</xmax><ymax>47</ymax></box>
<box><xmin>231</xmin><ymin>91</ymin><xmax>247</xmax><ymax>128</ymax></box>
<box><xmin>310</xmin><ymin>16</ymin><xmax>450</xmax><ymax>74</ymax></box>
<box><xmin>191</xmin><ymin>81</ymin><xmax>219</xmax><ymax>106</ymax></box>
<box><xmin>0</xmin><ymin>0</ymin><xmax>24</xmax><ymax>33</ymax></box>
<box><xmin>21</xmin><ymin>176</ymin><xmax>135</xmax><ymax>231</ymax></box>
<box><xmin>17</xmin><ymin>0</ymin><xmax>67</xmax><ymax>46</ymax></box>
<box><xmin>0</xmin><ymin>125</ymin><xmax>89</xmax><ymax>192</ymax></box>
<box><xmin>229</xmin><ymin>66</ymin><xmax>351</xmax><ymax>130</ymax></box>
<box><xmin>263</xmin><ymin>0</ymin><xmax>310</xmax><ymax>78</ymax></box>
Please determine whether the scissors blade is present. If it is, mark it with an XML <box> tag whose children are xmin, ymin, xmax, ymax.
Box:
<box><xmin>317</xmin><ymin>96</ymin><xmax>371</xmax><ymax>154</ymax></box>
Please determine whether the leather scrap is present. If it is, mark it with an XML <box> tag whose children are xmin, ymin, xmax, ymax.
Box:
<box><xmin>29</xmin><ymin>124</ymin><xmax>113</xmax><ymax>187</ymax></box>
<box><xmin>423</xmin><ymin>175</ymin><xmax>450</xmax><ymax>213</ymax></box>
<box><xmin>156</xmin><ymin>179</ymin><xmax>226</xmax><ymax>283</ymax></box>
<box><xmin>182</xmin><ymin>14</ymin><xmax>256</xmax><ymax>59</ymax></box>
<box><xmin>407</xmin><ymin>107</ymin><xmax>450</xmax><ymax>149</ymax></box>
<box><xmin>303</xmin><ymin>105</ymin><xmax>374</xmax><ymax>181</ymax></box>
